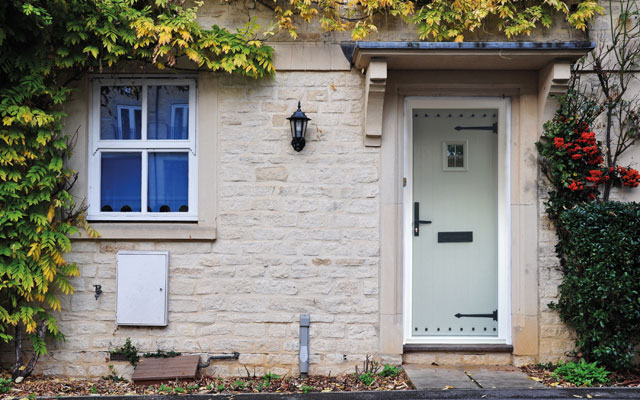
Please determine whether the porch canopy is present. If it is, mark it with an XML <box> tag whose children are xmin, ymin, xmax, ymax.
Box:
<box><xmin>340</xmin><ymin>41</ymin><xmax>596</xmax><ymax>146</ymax></box>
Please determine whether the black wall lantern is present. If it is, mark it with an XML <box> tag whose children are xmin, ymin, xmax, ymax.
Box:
<box><xmin>287</xmin><ymin>101</ymin><xmax>311</xmax><ymax>152</ymax></box>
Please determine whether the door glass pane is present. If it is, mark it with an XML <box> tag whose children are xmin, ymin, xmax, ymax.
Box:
<box><xmin>148</xmin><ymin>152</ymin><xmax>189</xmax><ymax>212</ymax></box>
<box><xmin>101</xmin><ymin>153</ymin><xmax>142</xmax><ymax>212</ymax></box>
<box><xmin>148</xmin><ymin>85</ymin><xmax>190</xmax><ymax>140</ymax></box>
<box><xmin>100</xmin><ymin>86</ymin><xmax>142</xmax><ymax>140</ymax></box>
<box><xmin>447</xmin><ymin>144</ymin><xmax>457</xmax><ymax>168</ymax></box>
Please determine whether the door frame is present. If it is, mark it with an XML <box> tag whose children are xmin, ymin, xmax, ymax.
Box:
<box><xmin>402</xmin><ymin>96</ymin><xmax>512</xmax><ymax>345</ymax></box>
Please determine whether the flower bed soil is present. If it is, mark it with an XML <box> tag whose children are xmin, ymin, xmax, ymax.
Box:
<box><xmin>2</xmin><ymin>370</ymin><xmax>412</xmax><ymax>398</ymax></box>
<box><xmin>521</xmin><ymin>365</ymin><xmax>640</xmax><ymax>388</ymax></box>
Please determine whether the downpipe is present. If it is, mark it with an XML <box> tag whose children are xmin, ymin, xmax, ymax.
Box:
<box><xmin>299</xmin><ymin>313</ymin><xmax>310</xmax><ymax>378</ymax></box>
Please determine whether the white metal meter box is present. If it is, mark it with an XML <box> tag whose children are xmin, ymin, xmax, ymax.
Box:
<box><xmin>116</xmin><ymin>251</ymin><xmax>169</xmax><ymax>326</ymax></box>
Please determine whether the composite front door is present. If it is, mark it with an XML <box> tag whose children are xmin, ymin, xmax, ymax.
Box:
<box><xmin>411</xmin><ymin>107</ymin><xmax>500</xmax><ymax>339</ymax></box>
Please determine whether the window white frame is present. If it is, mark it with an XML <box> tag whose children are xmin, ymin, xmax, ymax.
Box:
<box><xmin>402</xmin><ymin>96</ymin><xmax>511</xmax><ymax>345</ymax></box>
<box><xmin>88</xmin><ymin>78</ymin><xmax>198</xmax><ymax>221</ymax></box>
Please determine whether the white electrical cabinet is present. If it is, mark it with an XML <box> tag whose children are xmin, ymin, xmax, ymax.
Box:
<box><xmin>116</xmin><ymin>251</ymin><xmax>169</xmax><ymax>326</ymax></box>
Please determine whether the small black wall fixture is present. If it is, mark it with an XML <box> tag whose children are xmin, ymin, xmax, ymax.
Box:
<box><xmin>93</xmin><ymin>284</ymin><xmax>102</xmax><ymax>300</ymax></box>
<box><xmin>287</xmin><ymin>101</ymin><xmax>311</xmax><ymax>152</ymax></box>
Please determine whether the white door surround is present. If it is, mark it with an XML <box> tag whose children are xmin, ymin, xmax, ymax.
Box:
<box><xmin>402</xmin><ymin>97</ymin><xmax>511</xmax><ymax>345</ymax></box>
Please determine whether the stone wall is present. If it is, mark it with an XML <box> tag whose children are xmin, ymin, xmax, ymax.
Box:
<box><xmin>21</xmin><ymin>70</ymin><xmax>381</xmax><ymax>379</ymax></box>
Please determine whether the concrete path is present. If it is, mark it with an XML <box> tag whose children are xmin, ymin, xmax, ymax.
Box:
<box><xmin>404</xmin><ymin>365</ymin><xmax>545</xmax><ymax>390</ymax></box>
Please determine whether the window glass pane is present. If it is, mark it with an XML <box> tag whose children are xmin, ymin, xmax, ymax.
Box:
<box><xmin>148</xmin><ymin>85</ymin><xmax>190</xmax><ymax>140</ymax></box>
<box><xmin>148</xmin><ymin>152</ymin><xmax>189</xmax><ymax>212</ymax></box>
<box><xmin>101</xmin><ymin>153</ymin><xmax>141</xmax><ymax>212</ymax></box>
<box><xmin>455</xmin><ymin>144</ymin><xmax>464</xmax><ymax>168</ymax></box>
<box><xmin>447</xmin><ymin>144</ymin><xmax>456</xmax><ymax>168</ymax></box>
<box><xmin>100</xmin><ymin>86</ymin><xmax>142</xmax><ymax>140</ymax></box>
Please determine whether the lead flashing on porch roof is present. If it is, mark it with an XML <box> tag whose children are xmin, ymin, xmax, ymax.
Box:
<box><xmin>342</xmin><ymin>41</ymin><xmax>596</xmax><ymax>71</ymax></box>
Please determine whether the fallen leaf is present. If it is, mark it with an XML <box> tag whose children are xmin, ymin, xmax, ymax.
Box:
<box><xmin>528</xmin><ymin>376</ymin><xmax>542</xmax><ymax>382</ymax></box>
<box><xmin>586</xmin><ymin>395</ymin><xmax>592</xmax><ymax>399</ymax></box>
<box><xmin>573</xmin><ymin>395</ymin><xmax>582</xmax><ymax>398</ymax></box>
<box><xmin>442</xmin><ymin>385</ymin><xmax>454</xmax><ymax>390</ymax></box>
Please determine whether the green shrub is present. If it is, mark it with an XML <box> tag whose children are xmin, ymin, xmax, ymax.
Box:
<box><xmin>357</xmin><ymin>372</ymin><xmax>376</xmax><ymax>386</ymax></box>
<box><xmin>379</xmin><ymin>364</ymin><xmax>401</xmax><ymax>377</ymax></box>
<box><xmin>551</xmin><ymin>202</ymin><xmax>640</xmax><ymax>371</ymax></box>
<box><xmin>301</xmin><ymin>384</ymin><xmax>315</xmax><ymax>393</ymax></box>
<box><xmin>552</xmin><ymin>360</ymin><xmax>610</xmax><ymax>386</ymax></box>
<box><xmin>0</xmin><ymin>378</ymin><xmax>12</xmax><ymax>394</ymax></box>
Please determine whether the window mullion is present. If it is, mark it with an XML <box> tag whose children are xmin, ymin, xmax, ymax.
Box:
<box><xmin>141</xmin><ymin>150</ymin><xmax>148</xmax><ymax>215</ymax></box>
<box><xmin>141</xmin><ymin>83</ymin><xmax>148</xmax><ymax>141</ymax></box>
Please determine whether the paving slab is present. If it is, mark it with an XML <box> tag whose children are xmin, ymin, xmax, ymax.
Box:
<box><xmin>404</xmin><ymin>366</ymin><xmax>477</xmax><ymax>389</ymax></box>
<box><xmin>464</xmin><ymin>367</ymin><xmax>545</xmax><ymax>389</ymax></box>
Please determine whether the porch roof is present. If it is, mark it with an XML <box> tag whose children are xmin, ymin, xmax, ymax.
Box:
<box><xmin>341</xmin><ymin>41</ymin><xmax>596</xmax><ymax>71</ymax></box>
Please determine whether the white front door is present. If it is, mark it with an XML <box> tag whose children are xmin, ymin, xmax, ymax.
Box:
<box><xmin>404</xmin><ymin>98</ymin><xmax>510</xmax><ymax>344</ymax></box>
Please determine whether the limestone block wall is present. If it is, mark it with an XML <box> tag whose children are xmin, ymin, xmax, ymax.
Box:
<box><xmin>536</xmin><ymin>180</ymin><xmax>576</xmax><ymax>364</ymax></box>
<box><xmin>21</xmin><ymin>70</ymin><xmax>381</xmax><ymax>378</ymax></box>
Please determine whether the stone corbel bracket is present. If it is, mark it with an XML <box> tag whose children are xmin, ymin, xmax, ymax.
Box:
<box><xmin>363</xmin><ymin>59</ymin><xmax>387</xmax><ymax>147</ymax></box>
<box><xmin>538</xmin><ymin>60</ymin><xmax>572</xmax><ymax>126</ymax></box>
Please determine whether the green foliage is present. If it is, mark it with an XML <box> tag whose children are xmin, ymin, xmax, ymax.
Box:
<box><xmin>536</xmin><ymin>89</ymin><xmax>605</xmax><ymax>220</ymax></box>
<box><xmin>89</xmin><ymin>385</ymin><xmax>98</xmax><ymax>394</ymax></box>
<box><xmin>356</xmin><ymin>372</ymin><xmax>376</xmax><ymax>386</ymax></box>
<box><xmin>275</xmin><ymin>0</ymin><xmax>602</xmax><ymax>41</ymax></box>
<box><xmin>142</xmin><ymin>349</ymin><xmax>181</xmax><ymax>358</ymax></box>
<box><xmin>173</xmin><ymin>386</ymin><xmax>186</xmax><ymax>393</ymax></box>
<box><xmin>301</xmin><ymin>384</ymin><xmax>315</xmax><ymax>393</ymax></box>
<box><xmin>231</xmin><ymin>380</ymin><xmax>246</xmax><ymax>390</ymax></box>
<box><xmin>109</xmin><ymin>338</ymin><xmax>139</xmax><ymax>366</ymax></box>
<box><xmin>550</xmin><ymin>202</ymin><xmax>640</xmax><ymax>371</ymax></box>
<box><xmin>217</xmin><ymin>383</ymin><xmax>226</xmax><ymax>392</ymax></box>
<box><xmin>158</xmin><ymin>384</ymin><xmax>171</xmax><ymax>393</ymax></box>
<box><xmin>378</xmin><ymin>364</ymin><xmax>400</xmax><ymax>377</ymax></box>
<box><xmin>263</xmin><ymin>371</ymin><xmax>280</xmax><ymax>386</ymax></box>
<box><xmin>0</xmin><ymin>378</ymin><xmax>12</xmax><ymax>394</ymax></box>
<box><xmin>552</xmin><ymin>359</ymin><xmax>610</xmax><ymax>386</ymax></box>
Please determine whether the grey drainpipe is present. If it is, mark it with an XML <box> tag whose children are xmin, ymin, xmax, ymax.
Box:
<box><xmin>299</xmin><ymin>314</ymin><xmax>310</xmax><ymax>377</ymax></box>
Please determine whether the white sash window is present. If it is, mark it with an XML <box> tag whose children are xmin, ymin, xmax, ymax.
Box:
<box><xmin>88</xmin><ymin>78</ymin><xmax>197</xmax><ymax>221</ymax></box>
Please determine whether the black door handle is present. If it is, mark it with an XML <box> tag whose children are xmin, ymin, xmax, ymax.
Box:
<box><xmin>413</xmin><ymin>202</ymin><xmax>432</xmax><ymax>236</ymax></box>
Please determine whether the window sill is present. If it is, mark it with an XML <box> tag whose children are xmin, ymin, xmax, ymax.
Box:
<box><xmin>72</xmin><ymin>222</ymin><xmax>216</xmax><ymax>241</ymax></box>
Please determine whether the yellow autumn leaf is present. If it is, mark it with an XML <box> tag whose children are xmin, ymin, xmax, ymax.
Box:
<box><xmin>47</xmin><ymin>205</ymin><xmax>55</xmax><ymax>223</ymax></box>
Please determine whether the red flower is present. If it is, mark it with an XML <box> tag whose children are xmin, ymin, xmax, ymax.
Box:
<box><xmin>588</xmin><ymin>193</ymin><xmax>596</xmax><ymax>200</ymax></box>
<box><xmin>554</xmin><ymin>137</ymin><xmax>565</xmax><ymax>149</ymax></box>
<box><xmin>588</xmin><ymin>155</ymin><xmax>604</xmax><ymax>165</ymax></box>
<box><xmin>621</xmin><ymin>168</ymin><xmax>640</xmax><ymax>187</ymax></box>
<box><xmin>572</xmin><ymin>153</ymin><xmax>583</xmax><ymax>160</ymax></box>
<box><xmin>586</xmin><ymin>170</ymin><xmax>609</xmax><ymax>184</ymax></box>
<box><xmin>568</xmin><ymin>180</ymin><xmax>584</xmax><ymax>191</ymax></box>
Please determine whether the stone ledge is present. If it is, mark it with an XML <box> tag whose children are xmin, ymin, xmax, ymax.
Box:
<box><xmin>71</xmin><ymin>223</ymin><xmax>216</xmax><ymax>241</ymax></box>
